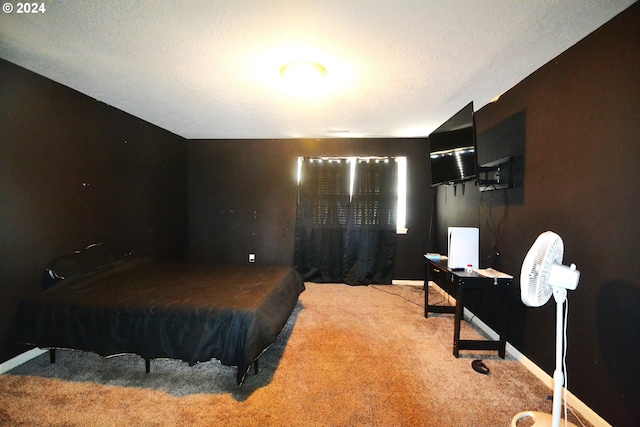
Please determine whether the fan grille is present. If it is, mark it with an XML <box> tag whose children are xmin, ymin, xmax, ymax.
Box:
<box><xmin>521</xmin><ymin>231</ymin><xmax>563</xmax><ymax>307</ymax></box>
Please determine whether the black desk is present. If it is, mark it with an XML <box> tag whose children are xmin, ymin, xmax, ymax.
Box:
<box><xmin>424</xmin><ymin>257</ymin><xmax>512</xmax><ymax>358</ymax></box>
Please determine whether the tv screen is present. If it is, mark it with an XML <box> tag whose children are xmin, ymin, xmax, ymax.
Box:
<box><xmin>428</xmin><ymin>102</ymin><xmax>477</xmax><ymax>186</ymax></box>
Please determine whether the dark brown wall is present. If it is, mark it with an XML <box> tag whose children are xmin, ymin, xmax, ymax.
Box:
<box><xmin>188</xmin><ymin>138</ymin><xmax>431</xmax><ymax>278</ymax></box>
<box><xmin>0</xmin><ymin>59</ymin><xmax>188</xmax><ymax>361</ymax></box>
<box><xmin>2</xmin><ymin>4</ymin><xmax>638</xmax><ymax>425</ymax></box>
<box><xmin>432</xmin><ymin>4</ymin><xmax>639</xmax><ymax>426</ymax></box>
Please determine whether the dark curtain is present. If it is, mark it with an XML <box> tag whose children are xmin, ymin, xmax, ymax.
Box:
<box><xmin>293</xmin><ymin>159</ymin><xmax>350</xmax><ymax>282</ymax></box>
<box><xmin>293</xmin><ymin>158</ymin><xmax>397</xmax><ymax>285</ymax></box>
<box><xmin>344</xmin><ymin>159</ymin><xmax>397</xmax><ymax>285</ymax></box>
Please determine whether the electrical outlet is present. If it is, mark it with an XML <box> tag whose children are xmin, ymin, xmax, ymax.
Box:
<box><xmin>248</xmin><ymin>253</ymin><xmax>255</xmax><ymax>263</ymax></box>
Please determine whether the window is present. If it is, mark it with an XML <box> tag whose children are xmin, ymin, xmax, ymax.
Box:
<box><xmin>297</xmin><ymin>156</ymin><xmax>407</xmax><ymax>234</ymax></box>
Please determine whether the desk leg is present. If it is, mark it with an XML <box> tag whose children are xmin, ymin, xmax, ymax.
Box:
<box><xmin>453</xmin><ymin>286</ymin><xmax>463</xmax><ymax>358</ymax></box>
<box><xmin>422</xmin><ymin>280</ymin><xmax>429</xmax><ymax>319</ymax></box>
<box><xmin>424</xmin><ymin>264</ymin><xmax>430</xmax><ymax>318</ymax></box>
<box><xmin>424</xmin><ymin>281</ymin><xmax>430</xmax><ymax>318</ymax></box>
<box><xmin>498</xmin><ymin>289</ymin><xmax>509</xmax><ymax>358</ymax></box>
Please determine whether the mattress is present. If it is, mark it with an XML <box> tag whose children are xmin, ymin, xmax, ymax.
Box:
<box><xmin>17</xmin><ymin>255</ymin><xmax>305</xmax><ymax>384</ymax></box>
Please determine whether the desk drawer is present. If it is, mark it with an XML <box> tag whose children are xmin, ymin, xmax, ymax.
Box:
<box><xmin>428</xmin><ymin>262</ymin><xmax>449</xmax><ymax>284</ymax></box>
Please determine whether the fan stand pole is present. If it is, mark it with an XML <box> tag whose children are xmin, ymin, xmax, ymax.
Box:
<box><xmin>511</xmin><ymin>289</ymin><xmax>578</xmax><ymax>427</ymax></box>
<box><xmin>551</xmin><ymin>288</ymin><xmax>567</xmax><ymax>427</ymax></box>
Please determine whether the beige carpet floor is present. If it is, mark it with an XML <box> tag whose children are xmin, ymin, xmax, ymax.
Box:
<box><xmin>0</xmin><ymin>283</ymin><xmax>590</xmax><ymax>426</ymax></box>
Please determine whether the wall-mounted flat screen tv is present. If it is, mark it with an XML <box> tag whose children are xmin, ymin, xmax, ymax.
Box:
<box><xmin>428</xmin><ymin>102</ymin><xmax>477</xmax><ymax>187</ymax></box>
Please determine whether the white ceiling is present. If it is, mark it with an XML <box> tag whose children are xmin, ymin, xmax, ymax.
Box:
<box><xmin>0</xmin><ymin>1</ymin><xmax>634</xmax><ymax>139</ymax></box>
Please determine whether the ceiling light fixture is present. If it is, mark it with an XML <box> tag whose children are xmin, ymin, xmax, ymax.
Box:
<box><xmin>280</xmin><ymin>61</ymin><xmax>327</xmax><ymax>84</ymax></box>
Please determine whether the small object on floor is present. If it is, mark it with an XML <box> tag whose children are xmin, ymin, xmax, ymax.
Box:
<box><xmin>472</xmin><ymin>359</ymin><xmax>490</xmax><ymax>375</ymax></box>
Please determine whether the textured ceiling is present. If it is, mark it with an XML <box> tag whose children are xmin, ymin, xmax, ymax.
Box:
<box><xmin>0</xmin><ymin>1</ymin><xmax>635</xmax><ymax>139</ymax></box>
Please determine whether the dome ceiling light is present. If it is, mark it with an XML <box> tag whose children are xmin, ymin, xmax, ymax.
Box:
<box><xmin>279</xmin><ymin>61</ymin><xmax>327</xmax><ymax>96</ymax></box>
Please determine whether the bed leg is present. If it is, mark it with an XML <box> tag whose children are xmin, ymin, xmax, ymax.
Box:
<box><xmin>145</xmin><ymin>358</ymin><xmax>150</xmax><ymax>373</ymax></box>
<box><xmin>49</xmin><ymin>348</ymin><xmax>56</xmax><ymax>364</ymax></box>
<box><xmin>237</xmin><ymin>360</ymin><xmax>260</xmax><ymax>385</ymax></box>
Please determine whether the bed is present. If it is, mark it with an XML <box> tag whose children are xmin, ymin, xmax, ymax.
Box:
<box><xmin>17</xmin><ymin>246</ymin><xmax>305</xmax><ymax>385</ymax></box>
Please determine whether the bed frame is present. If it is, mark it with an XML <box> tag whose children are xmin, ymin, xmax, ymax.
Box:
<box><xmin>46</xmin><ymin>347</ymin><xmax>261</xmax><ymax>377</ymax></box>
<box><xmin>17</xmin><ymin>247</ymin><xmax>304</xmax><ymax>385</ymax></box>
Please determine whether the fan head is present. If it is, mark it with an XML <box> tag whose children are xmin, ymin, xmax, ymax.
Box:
<box><xmin>520</xmin><ymin>231</ymin><xmax>564</xmax><ymax>307</ymax></box>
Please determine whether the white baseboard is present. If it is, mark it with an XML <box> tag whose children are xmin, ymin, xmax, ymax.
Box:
<box><xmin>428</xmin><ymin>282</ymin><xmax>612</xmax><ymax>427</ymax></box>
<box><xmin>0</xmin><ymin>348</ymin><xmax>47</xmax><ymax>374</ymax></box>
<box><xmin>392</xmin><ymin>279</ymin><xmax>424</xmax><ymax>286</ymax></box>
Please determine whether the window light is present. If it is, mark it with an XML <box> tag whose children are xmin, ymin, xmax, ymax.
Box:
<box><xmin>297</xmin><ymin>156</ymin><xmax>408</xmax><ymax>234</ymax></box>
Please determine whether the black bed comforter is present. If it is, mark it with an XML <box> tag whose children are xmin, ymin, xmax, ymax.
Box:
<box><xmin>17</xmin><ymin>256</ymin><xmax>305</xmax><ymax>384</ymax></box>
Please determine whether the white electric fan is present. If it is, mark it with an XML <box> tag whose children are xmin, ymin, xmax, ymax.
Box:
<box><xmin>511</xmin><ymin>231</ymin><xmax>581</xmax><ymax>427</ymax></box>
